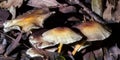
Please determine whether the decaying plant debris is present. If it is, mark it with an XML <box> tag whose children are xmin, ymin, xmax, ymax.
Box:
<box><xmin>0</xmin><ymin>0</ymin><xmax>120</xmax><ymax>60</ymax></box>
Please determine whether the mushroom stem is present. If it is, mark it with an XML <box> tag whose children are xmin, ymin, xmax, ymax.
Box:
<box><xmin>72</xmin><ymin>41</ymin><xmax>86</xmax><ymax>55</ymax></box>
<box><xmin>58</xmin><ymin>43</ymin><xmax>63</xmax><ymax>53</ymax></box>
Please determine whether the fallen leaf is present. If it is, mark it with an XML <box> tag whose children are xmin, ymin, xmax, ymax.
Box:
<box><xmin>0</xmin><ymin>0</ymin><xmax>23</xmax><ymax>8</ymax></box>
<box><xmin>83</xmin><ymin>51</ymin><xmax>96</xmax><ymax>60</ymax></box>
<box><xmin>104</xmin><ymin>48</ymin><xmax>114</xmax><ymax>60</ymax></box>
<box><xmin>27</xmin><ymin>0</ymin><xmax>60</xmax><ymax>8</ymax></box>
<box><xmin>93</xmin><ymin>48</ymin><xmax>103</xmax><ymax>60</ymax></box>
<box><xmin>103</xmin><ymin>0</ymin><xmax>114</xmax><ymax>23</ymax></box>
<box><xmin>59</xmin><ymin>6</ymin><xmax>76</xmax><ymax>13</ymax></box>
<box><xmin>112</xmin><ymin>0</ymin><xmax>120</xmax><ymax>23</ymax></box>
<box><xmin>91</xmin><ymin>0</ymin><xmax>103</xmax><ymax>16</ymax></box>
<box><xmin>0</xmin><ymin>0</ymin><xmax>24</xmax><ymax>19</ymax></box>
<box><xmin>108</xmin><ymin>44</ymin><xmax>120</xmax><ymax>60</ymax></box>
<box><xmin>0</xmin><ymin>57</ymin><xmax>15</xmax><ymax>60</ymax></box>
<box><xmin>0</xmin><ymin>8</ymin><xmax>9</xmax><ymax>27</ymax></box>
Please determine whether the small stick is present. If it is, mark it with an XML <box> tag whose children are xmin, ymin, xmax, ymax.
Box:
<box><xmin>4</xmin><ymin>32</ymin><xmax>22</xmax><ymax>57</ymax></box>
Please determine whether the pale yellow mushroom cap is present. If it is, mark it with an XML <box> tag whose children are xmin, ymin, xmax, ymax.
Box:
<box><xmin>42</xmin><ymin>27</ymin><xmax>82</xmax><ymax>44</ymax></box>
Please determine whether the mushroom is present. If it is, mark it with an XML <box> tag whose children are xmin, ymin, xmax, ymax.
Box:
<box><xmin>29</xmin><ymin>29</ymin><xmax>58</xmax><ymax>52</ymax></box>
<box><xmin>42</xmin><ymin>27</ymin><xmax>82</xmax><ymax>53</ymax></box>
<box><xmin>26</xmin><ymin>48</ymin><xmax>44</xmax><ymax>58</ymax></box>
<box><xmin>74</xmin><ymin>21</ymin><xmax>111</xmax><ymax>41</ymax></box>
<box><xmin>3</xmin><ymin>9</ymin><xmax>55</xmax><ymax>33</ymax></box>
<box><xmin>29</xmin><ymin>35</ymin><xmax>57</xmax><ymax>52</ymax></box>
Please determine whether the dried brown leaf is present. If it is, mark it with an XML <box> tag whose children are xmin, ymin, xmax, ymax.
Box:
<box><xmin>93</xmin><ymin>48</ymin><xmax>103</xmax><ymax>60</ymax></box>
<box><xmin>108</xmin><ymin>44</ymin><xmax>120</xmax><ymax>60</ymax></box>
<box><xmin>0</xmin><ymin>0</ymin><xmax>23</xmax><ymax>19</ymax></box>
<box><xmin>0</xmin><ymin>9</ymin><xmax>9</xmax><ymax>27</ymax></box>
<box><xmin>103</xmin><ymin>0</ymin><xmax>114</xmax><ymax>23</ymax></box>
<box><xmin>112</xmin><ymin>0</ymin><xmax>120</xmax><ymax>23</ymax></box>
<box><xmin>103</xmin><ymin>0</ymin><xmax>120</xmax><ymax>23</ymax></box>
<box><xmin>91</xmin><ymin>0</ymin><xmax>103</xmax><ymax>16</ymax></box>
<box><xmin>27</xmin><ymin>0</ymin><xmax>60</xmax><ymax>8</ymax></box>
<box><xmin>0</xmin><ymin>57</ymin><xmax>15</xmax><ymax>60</ymax></box>
<box><xmin>0</xmin><ymin>0</ymin><xmax>23</xmax><ymax>8</ymax></box>
<box><xmin>59</xmin><ymin>6</ymin><xmax>76</xmax><ymax>13</ymax></box>
<box><xmin>83</xmin><ymin>52</ymin><xmax>95</xmax><ymax>60</ymax></box>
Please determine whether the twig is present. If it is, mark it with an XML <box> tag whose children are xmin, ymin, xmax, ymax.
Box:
<box><xmin>0</xmin><ymin>31</ymin><xmax>15</xmax><ymax>41</ymax></box>
<box><xmin>4</xmin><ymin>32</ymin><xmax>22</xmax><ymax>57</ymax></box>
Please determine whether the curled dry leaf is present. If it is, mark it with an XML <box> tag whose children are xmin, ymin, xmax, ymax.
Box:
<box><xmin>104</xmin><ymin>48</ymin><xmax>114</xmax><ymax>60</ymax></box>
<box><xmin>108</xmin><ymin>44</ymin><xmax>120</xmax><ymax>59</ymax></box>
<box><xmin>0</xmin><ymin>0</ymin><xmax>23</xmax><ymax>8</ymax></box>
<box><xmin>0</xmin><ymin>8</ymin><xmax>9</xmax><ymax>27</ymax></box>
<box><xmin>0</xmin><ymin>0</ymin><xmax>23</xmax><ymax>19</ymax></box>
<box><xmin>91</xmin><ymin>0</ymin><xmax>103</xmax><ymax>16</ymax></box>
<box><xmin>112</xmin><ymin>0</ymin><xmax>120</xmax><ymax>23</ymax></box>
<box><xmin>103</xmin><ymin>0</ymin><xmax>114</xmax><ymax>23</ymax></box>
<box><xmin>93</xmin><ymin>48</ymin><xmax>103</xmax><ymax>60</ymax></box>
<box><xmin>27</xmin><ymin>0</ymin><xmax>60</xmax><ymax>8</ymax></box>
<box><xmin>103</xmin><ymin>0</ymin><xmax>120</xmax><ymax>23</ymax></box>
<box><xmin>83</xmin><ymin>51</ymin><xmax>96</xmax><ymax>60</ymax></box>
<box><xmin>74</xmin><ymin>21</ymin><xmax>111</xmax><ymax>41</ymax></box>
<box><xmin>3</xmin><ymin>9</ymin><xmax>55</xmax><ymax>32</ymax></box>
<box><xmin>0</xmin><ymin>9</ymin><xmax>9</xmax><ymax>21</ymax></box>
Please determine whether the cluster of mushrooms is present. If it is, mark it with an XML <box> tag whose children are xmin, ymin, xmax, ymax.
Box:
<box><xmin>3</xmin><ymin>8</ymin><xmax>111</xmax><ymax>58</ymax></box>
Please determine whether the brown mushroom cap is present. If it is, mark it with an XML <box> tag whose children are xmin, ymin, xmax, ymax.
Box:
<box><xmin>74</xmin><ymin>21</ymin><xmax>111</xmax><ymax>41</ymax></box>
<box><xmin>3</xmin><ymin>9</ymin><xmax>55</xmax><ymax>32</ymax></box>
<box><xmin>42</xmin><ymin>27</ymin><xmax>82</xmax><ymax>44</ymax></box>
